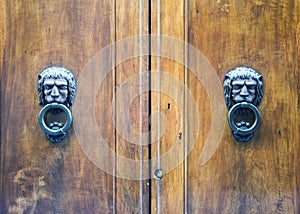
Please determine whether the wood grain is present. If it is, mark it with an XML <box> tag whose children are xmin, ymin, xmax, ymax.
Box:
<box><xmin>186</xmin><ymin>0</ymin><xmax>300</xmax><ymax>213</ymax></box>
<box><xmin>1</xmin><ymin>0</ymin><xmax>115</xmax><ymax>213</ymax></box>
<box><xmin>1</xmin><ymin>0</ymin><xmax>299</xmax><ymax>213</ymax></box>
<box><xmin>150</xmin><ymin>0</ymin><xmax>186</xmax><ymax>213</ymax></box>
<box><xmin>115</xmin><ymin>0</ymin><xmax>150</xmax><ymax>213</ymax></box>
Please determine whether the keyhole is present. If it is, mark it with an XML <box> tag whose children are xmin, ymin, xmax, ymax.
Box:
<box><xmin>179</xmin><ymin>132</ymin><xmax>182</xmax><ymax>140</ymax></box>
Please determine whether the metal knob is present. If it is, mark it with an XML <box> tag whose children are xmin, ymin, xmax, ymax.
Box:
<box><xmin>223</xmin><ymin>66</ymin><xmax>263</xmax><ymax>142</ymax></box>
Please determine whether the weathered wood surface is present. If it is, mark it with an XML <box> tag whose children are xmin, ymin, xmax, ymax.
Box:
<box><xmin>186</xmin><ymin>0</ymin><xmax>299</xmax><ymax>213</ymax></box>
<box><xmin>1</xmin><ymin>0</ymin><xmax>116</xmax><ymax>213</ymax></box>
<box><xmin>115</xmin><ymin>0</ymin><xmax>150</xmax><ymax>213</ymax></box>
<box><xmin>1</xmin><ymin>0</ymin><xmax>299</xmax><ymax>213</ymax></box>
<box><xmin>150</xmin><ymin>0</ymin><xmax>186</xmax><ymax>213</ymax></box>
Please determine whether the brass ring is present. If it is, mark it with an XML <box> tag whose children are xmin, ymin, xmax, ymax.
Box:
<box><xmin>228</xmin><ymin>102</ymin><xmax>260</xmax><ymax>136</ymax></box>
<box><xmin>38</xmin><ymin>103</ymin><xmax>72</xmax><ymax>137</ymax></box>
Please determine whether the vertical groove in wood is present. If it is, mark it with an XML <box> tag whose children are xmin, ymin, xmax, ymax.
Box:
<box><xmin>183</xmin><ymin>0</ymin><xmax>189</xmax><ymax>212</ymax></box>
<box><xmin>112</xmin><ymin>0</ymin><xmax>117</xmax><ymax>213</ymax></box>
<box><xmin>0</xmin><ymin>0</ymin><xmax>6</xmax><ymax>211</ymax></box>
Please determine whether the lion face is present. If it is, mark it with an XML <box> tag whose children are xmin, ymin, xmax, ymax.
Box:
<box><xmin>38</xmin><ymin>66</ymin><xmax>76</xmax><ymax>107</ymax></box>
<box><xmin>231</xmin><ymin>78</ymin><xmax>257</xmax><ymax>103</ymax></box>
<box><xmin>224</xmin><ymin>67</ymin><xmax>263</xmax><ymax>109</ymax></box>
<box><xmin>43</xmin><ymin>78</ymin><xmax>69</xmax><ymax>105</ymax></box>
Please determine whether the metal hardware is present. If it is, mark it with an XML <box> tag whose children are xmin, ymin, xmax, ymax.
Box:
<box><xmin>154</xmin><ymin>169</ymin><xmax>164</xmax><ymax>179</ymax></box>
<box><xmin>37</xmin><ymin>66</ymin><xmax>76</xmax><ymax>143</ymax></box>
<box><xmin>228</xmin><ymin>102</ymin><xmax>260</xmax><ymax>142</ymax></box>
<box><xmin>38</xmin><ymin>103</ymin><xmax>73</xmax><ymax>142</ymax></box>
<box><xmin>223</xmin><ymin>66</ymin><xmax>263</xmax><ymax>142</ymax></box>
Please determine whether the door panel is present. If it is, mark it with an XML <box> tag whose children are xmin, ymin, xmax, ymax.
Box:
<box><xmin>1</xmin><ymin>0</ymin><xmax>299</xmax><ymax>213</ymax></box>
<box><xmin>186</xmin><ymin>0</ymin><xmax>299</xmax><ymax>213</ymax></box>
<box><xmin>1</xmin><ymin>0</ymin><xmax>116</xmax><ymax>213</ymax></box>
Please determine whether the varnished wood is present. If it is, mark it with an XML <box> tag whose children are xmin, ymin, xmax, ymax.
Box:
<box><xmin>150</xmin><ymin>0</ymin><xmax>186</xmax><ymax>213</ymax></box>
<box><xmin>186</xmin><ymin>0</ymin><xmax>299</xmax><ymax>213</ymax></box>
<box><xmin>1</xmin><ymin>0</ymin><xmax>299</xmax><ymax>213</ymax></box>
<box><xmin>1</xmin><ymin>0</ymin><xmax>115</xmax><ymax>213</ymax></box>
<box><xmin>115</xmin><ymin>0</ymin><xmax>150</xmax><ymax>213</ymax></box>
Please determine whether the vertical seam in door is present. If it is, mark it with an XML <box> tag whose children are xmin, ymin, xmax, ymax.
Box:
<box><xmin>156</xmin><ymin>0</ymin><xmax>161</xmax><ymax>213</ymax></box>
<box><xmin>139</xmin><ymin>0</ymin><xmax>144</xmax><ymax>213</ymax></box>
<box><xmin>148</xmin><ymin>0</ymin><xmax>152</xmax><ymax>213</ymax></box>
<box><xmin>113</xmin><ymin>0</ymin><xmax>117</xmax><ymax>213</ymax></box>
<box><xmin>184</xmin><ymin>0</ymin><xmax>189</xmax><ymax>213</ymax></box>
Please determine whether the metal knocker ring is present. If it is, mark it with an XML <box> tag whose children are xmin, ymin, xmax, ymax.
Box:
<box><xmin>38</xmin><ymin>103</ymin><xmax>72</xmax><ymax>142</ymax></box>
<box><xmin>228</xmin><ymin>102</ymin><xmax>260</xmax><ymax>141</ymax></box>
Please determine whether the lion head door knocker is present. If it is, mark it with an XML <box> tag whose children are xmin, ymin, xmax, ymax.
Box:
<box><xmin>224</xmin><ymin>67</ymin><xmax>263</xmax><ymax>142</ymax></box>
<box><xmin>37</xmin><ymin>66</ymin><xmax>76</xmax><ymax>143</ymax></box>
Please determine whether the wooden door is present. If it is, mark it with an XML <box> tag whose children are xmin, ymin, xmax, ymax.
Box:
<box><xmin>1</xmin><ymin>0</ymin><xmax>299</xmax><ymax>213</ymax></box>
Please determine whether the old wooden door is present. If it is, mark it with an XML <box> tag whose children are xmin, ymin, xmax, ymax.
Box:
<box><xmin>1</xmin><ymin>0</ymin><xmax>299</xmax><ymax>213</ymax></box>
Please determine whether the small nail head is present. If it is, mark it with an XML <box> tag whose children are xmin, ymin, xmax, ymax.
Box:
<box><xmin>154</xmin><ymin>169</ymin><xmax>164</xmax><ymax>179</ymax></box>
